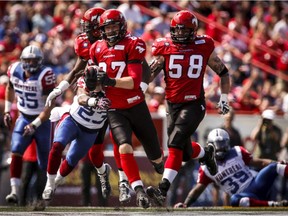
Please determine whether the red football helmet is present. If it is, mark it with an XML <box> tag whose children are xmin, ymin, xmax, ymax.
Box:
<box><xmin>170</xmin><ymin>10</ymin><xmax>198</xmax><ymax>44</ymax></box>
<box><xmin>99</xmin><ymin>9</ymin><xmax>127</xmax><ymax>44</ymax></box>
<box><xmin>80</xmin><ymin>7</ymin><xmax>105</xmax><ymax>43</ymax></box>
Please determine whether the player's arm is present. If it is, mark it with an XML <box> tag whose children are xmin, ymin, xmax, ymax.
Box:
<box><xmin>140</xmin><ymin>58</ymin><xmax>151</xmax><ymax>93</ymax></box>
<box><xmin>208</xmin><ymin>50</ymin><xmax>231</xmax><ymax>114</ymax></box>
<box><xmin>46</xmin><ymin>57</ymin><xmax>87</xmax><ymax>106</ymax></box>
<box><xmin>174</xmin><ymin>183</ymin><xmax>207</xmax><ymax>208</ymax></box>
<box><xmin>149</xmin><ymin>55</ymin><xmax>165</xmax><ymax>82</ymax></box>
<box><xmin>3</xmin><ymin>80</ymin><xmax>15</xmax><ymax>129</ymax></box>
<box><xmin>98</xmin><ymin>62</ymin><xmax>142</xmax><ymax>90</ymax></box>
<box><xmin>66</xmin><ymin>57</ymin><xmax>87</xmax><ymax>86</ymax></box>
<box><xmin>23</xmin><ymin>95</ymin><xmax>55</xmax><ymax>137</ymax></box>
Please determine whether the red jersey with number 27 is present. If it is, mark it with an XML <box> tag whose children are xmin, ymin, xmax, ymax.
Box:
<box><xmin>151</xmin><ymin>35</ymin><xmax>215</xmax><ymax>103</ymax></box>
<box><xmin>90</xmin><ymin>34</ymin><xmax>146</xmax><ymax>109</ymax></box>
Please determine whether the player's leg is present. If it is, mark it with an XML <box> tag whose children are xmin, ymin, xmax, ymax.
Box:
<box><xmin>111</xmin><ymin>132</ymin><xmax>131</xmax><ymax>203</ymax></box>
<box><xmin>132</xmin><ymin>101</ymin><xmax>164</xmax><ymax>174</ymax></box>
<box><xmin>88</xmin><ymin>121</ymin><xmax>112</xmax><ymax>199</ymax></box>
<box><xmin>147</xmin><ymin>101</ymin><xmax>207</xmax><ymax>206</ymax></box>
<box><xmin>6</xmin><ymin>116</ymin><xmax>33</xmax><ymax>204</ymax></box>
<box><xmin>108</xmin><ymin>109</ymin><xmax>150</xmax><ymax>208</ymax></box>
<box><xmin>42</xmin><ymin>116</ymin><xmax>77</xmax><ymax>200</ymax></box>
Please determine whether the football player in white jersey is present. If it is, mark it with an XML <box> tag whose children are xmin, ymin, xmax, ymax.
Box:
<box><xmin>42</xmin><ymin>65</ymin><xmax>112</xmax><ymax>202</ymax></box>
<box><xmin>3</xmin><ymin>45</ymin><xmax>56</xmax><ymax>207</ymax></box>
<box><xmin>174</xmin><ymin>128</ymin><xmax>288</xmax><ymax>208</ymax></box>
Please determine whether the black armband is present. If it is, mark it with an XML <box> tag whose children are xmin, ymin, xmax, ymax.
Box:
<box><xmin>218</xmin><ymin>66</ymin><xmax>229</xmax><ymax>77</ymax></box>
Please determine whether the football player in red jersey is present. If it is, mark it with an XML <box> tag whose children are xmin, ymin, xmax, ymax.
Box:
<box><xmin>89</xmin><ymin>9</ymin><xmax>164</xmax><ymax>209</ymax></box>
<box><xmin>45</xmin><ymin>7</ymin><xmax>152</xmax><ymax>204</ymax></box>
<box><xmin>146</xmin><ymin>10</ymin><xmax>231</xmax><ymax>206</ymax></box>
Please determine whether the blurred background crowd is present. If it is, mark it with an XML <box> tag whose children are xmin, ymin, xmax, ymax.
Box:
<box><xmin>0</xmin><ymin>0</ymin><xmax>288</xmax><ymax>207</ymax></box>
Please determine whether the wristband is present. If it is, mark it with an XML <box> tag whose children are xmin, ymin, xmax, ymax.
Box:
<box><xmin>4</xmin><ymin>101</ymin><xmax>12</xmax><ymax>113</ymax></box>
<box><xmin>87</xmin><ymin>98</ymin><xmax>97</xmax><ymax>107</ymax></box>
<box><xmin>57</xmin><ymin>80</ymin><xmax>70</xmax><ymax>92</ymax></box>
<box><xmin>140</xmin><ymin>82</ymin><xmax>148</xmax><ymax>93</ymax></box>
<box><xmin>32</xmin><ymin>117</ymin><xmax>42</xmax><ymax>128</ymax></box>
<box><xmin>220</xmin><ymin>94</ymin><xmax>228</xmax><ymax>101</ymax></box>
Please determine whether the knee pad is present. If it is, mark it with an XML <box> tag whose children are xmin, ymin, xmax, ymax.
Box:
<box><xmin>231</xmin><ymin>194</ymin><xmax>249</xmax><ymax>207</ymax></box>
<box><xmin>51</xmin><ymin>142</ymin><xmax>65</xmax><ymax>156</ymax></box>
<box><xmin>239</xmin><ymin>197</ymin><xmax>250</xmax><ymax>207</ymax></box>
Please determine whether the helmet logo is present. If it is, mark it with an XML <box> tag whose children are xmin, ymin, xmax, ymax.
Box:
<box><xmin>192</xmin><ymin>17</ymin><xmax>198</xmax><ymax>27</ymax></box>
<box><xmin>91</xmin><ymin>15</ymin><xmax>98</xmax><ymax>22</ymax></box>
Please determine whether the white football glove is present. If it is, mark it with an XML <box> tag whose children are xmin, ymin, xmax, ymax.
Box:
<box><xmin>217</xmin><ymin>94</ymin><xmax>230</xmax><ymax>115</ymax></box>
<box><xmin>46</xmin><ymin>80</ymin><xmax>70</xmax><ymax>107</ymax></box>
<box><xmin>140</xmin><ymin>82</ymin><xmax>148</xmax><ymax>93</ymax></box>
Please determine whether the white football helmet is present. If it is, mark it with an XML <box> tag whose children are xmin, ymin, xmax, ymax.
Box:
<box><xmin>20</xmin><ymin>45</ymin><xmax>43</xmax><ymax>74</ymax></box>
<box><xmin>207</xmin><ymin>128</ymin><xmax>230</xmax><ymax>160</ymax></box>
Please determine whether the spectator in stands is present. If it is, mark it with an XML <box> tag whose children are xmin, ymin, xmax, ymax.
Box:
<box><xmin>45</xmin><ymin>24</ymin><xmax>75</xmax><ymax>75</ymax></box>
<box><xmin>251</xmin><ymin>109</ymin><xmax>282</xmax><ymax>161</ymax></box>
<box><xmin>118</xmin><ymin>0</ymin><xmax>144</xmax><ymax>35</ymax></box>
<box><xmin>205</xmin><ymin>3</ymin><xmax>230</xmax><ymax>43</ymax></box>
<box><xmin>149</xmin><ymin>7</ymin><xmax>171</xmax><ymax>37</ymax></box>
<box><xmin>272</xmin><ymin>9</ymin><xmax>288</xmax><ymax>41</ymax></box>
<box><xmin>31</xmin><ymin>2</ymin><xmax>54</xmax><ymax>34</ymax></box>
<box><xmin>220</xmin><ymin>108</ymin><xmax>243</xmax><ymax>147</ymax></box>
<box><xmin>94</xmin><ymin>0</ymin><xmax>117</xmax><ymax>10</ymax></box>
<box><xmin>147</xmin><ymin>86</ymin><xmax>166</xmax><ymax>117</ymax></box>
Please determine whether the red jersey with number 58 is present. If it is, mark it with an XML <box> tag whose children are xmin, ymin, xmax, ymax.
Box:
<box><xmin>152</xmin><ymin>35</ymin><xmax>214</xmax><ymax>103</ymax></box>
<box><xmin>90</xmin><ymin>34</ymin><xmax>146</xmax><ymax>109</ymax></box>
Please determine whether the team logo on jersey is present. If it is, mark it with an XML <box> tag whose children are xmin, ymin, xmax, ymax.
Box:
<box><xmin>96</xmin><ymin>47</ymin><xmax>101</xmax><ymax>53</ymax></box>
<box><xmin>83</xmin><ymin>42</ymin><xmax>89</xmax><ymax>48</ymax></box>
<box><xmin>114</xmin><ymin>45</ymin><xmax>124</xmax><ymax>50</ymax></box>
<box><xmin>135</xmin><ymin>46</ymin><xmax>145</xmax><ymax>53</ymax></box>
<box><xmin>127</xmin><ymin>95</ymin><xmax>141</xmax><ymax>104</ymax></box>
<box><xmin>164</xmin><ymin>42</ymin><xmax>170</xmax><ymax>47</ymax></box>
<box><xmin>195</xmin><ymin>39</ymin><xmax>205</xmax><ymax>44</ymax></box>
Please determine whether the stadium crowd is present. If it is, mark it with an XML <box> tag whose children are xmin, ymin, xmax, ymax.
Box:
<box><xmin>0</xmin><ymin>1</ymin><xmax>287</xmax><ymax>115</ymax></box>
<box><xmin>0</xmin><ymin>0</ymin><xmax>288</xmax><ymax>208</ymax></box>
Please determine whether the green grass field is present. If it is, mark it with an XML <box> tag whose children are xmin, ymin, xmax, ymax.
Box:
<box><xmin>0</xmin><ymin>206</ymin><xmax>287</xmax><ymax>216</ymax></box>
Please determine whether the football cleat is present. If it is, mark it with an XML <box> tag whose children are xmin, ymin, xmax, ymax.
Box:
<box><xmin>199</xmin><ymin>143</ymin><xmax>218</xmax><ymax>175</ymax></box>
<box><xmin>32</xmin><ymin>199</ymin><xmax>46</xmax><ymax>211</ymax></box>
<box><xmin>98</xmin><ymin>163</ymin><xmax>111</xmax><ymax>199</ymax></box>
<box><xmin>147</xmin><ymin>178</ymin><xmax>170</xmax><ymax>207</ymax></box>
<box><xmin>118</xmin><ymin>180</ymin><xmax>131</xmax><ymax>203</ymax></box>
<box><xmin>42</xmin><ymin>186</ymin><xmax>54</xmax><ymax>201</ymax></box>
<box><xmin>6</xmin><ymin>193</ymin><xmax>18</xmax><ymax>204</ymax></box>
<box><xmin>146</xmin><ymin>186</ymin><xmax>166</xmax><ymax>207</ymax></box>
<box><xmin>272</xmin><ymin>200</ymin><xmax>288</xmax><ymax>207</ymax></box>
<box><xmin>136</xmin><ymin>188</ymin><xmax>150</xmax><ymax>209</ymax></box>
